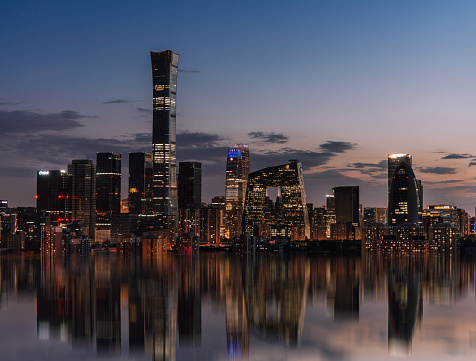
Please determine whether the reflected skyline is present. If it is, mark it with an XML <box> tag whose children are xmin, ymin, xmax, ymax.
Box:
<box><xmin>1</xmin><ymin>252</ymin><xmax>476</xmax><ymax>360</ymax></box>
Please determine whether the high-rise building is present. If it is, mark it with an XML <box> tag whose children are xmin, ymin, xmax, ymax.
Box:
<box><xmin>36</xmin><ymin>170</ymin><xmax>70</xmax><ymax>223</ymax></box>
<box><xmin>150</xmin><ymin>50</ymin><xmax>180</xmax><ymax>230</ymax></box>
<box><xmin>68</xmin><ymin>160</ymin><xmax>96</xmax><ymax>236</ymax></box>
<box><xmin>363</xmin><ymin>207</ymin><xmax>377</xmax><ymax>225</ymax></box>
<box><xmin>243</xmin><ymin>161</ymin><xmax>310</xmax><ymax>239</ymax></box>
<box><xmin>333</xmin><ymin>186</ymin><xmax>359</xmax><ymax>240</ymax></box>
<box><xmin>388</xmin><ymin>154</ymin><xmax>412</xmax><ymax>192</ymax></box>
<box><xmin>178</xmin><ymin>162</ymin><xmax>202</xmax><ymax>209</ymax></box>
<box><xmin>224</xmin><ymin>144</ymin><xmax>250</xmax><ymax>239</ymax></box>
<box><xmin>334</xmin><ymin>186</ymin><xmax>359</xmax><ymax>225</ymax></box>
<box><xmin>388</xmin><ymin>156</ymin><xmax>422</xmax><ymax>226</ymax></box>
<box><xmin>96</xmin><ymin>152</ymin><xmax>121</xmax><ymax>227</ymax></box>
<box><xmin>129</xmin><ymin>152</ymin><xmax>153</xmax><ymax>214</ymax></box>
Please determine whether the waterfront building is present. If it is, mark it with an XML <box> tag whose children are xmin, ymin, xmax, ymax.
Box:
<box><xmin>129</xmin><ymin>152</ymin><xmax>153</xmax><ymax>214</ymax></box>
<box><xmin>151</xmin><ymin>50</ymin><xmax>180</xmax><ymax>230</ymax></box>
<box><xmin>68</xmin><ymin>160</ymin><xmax>96</xmax><ymax>237</ymax></box>
<box><xmin>333</xmin><ymin>186</ymin><xmax>359</xmax><ymax>240</ymax></box>
<box><xmin>36</xmin><ymin>169</ymin><xmax>70</xmax><ymax>223</ymax></box>
<box><xmin>178</xmin><ymin>162</ymin><xmax>202</xmax><ymax>209</ymax></box>
<box><xmin>388</xmin><ymin>155</ymin><xmax>422</xmax><ymax>226</ymax></box>
<box><xmin>242</xmin><ymin>161</ymin><xmax>310</xmax><ymax>239</ymax></box>
<box><xmin>224</xmin><ymin>144</ymin><xmax>250</xmax><ymax>239</ymax></box>
<box><xmin>96</xmin><ymin>152</ymin><xmax>121</xmax><ymax>227</ymax></box>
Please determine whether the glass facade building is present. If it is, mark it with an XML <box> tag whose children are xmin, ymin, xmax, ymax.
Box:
<box><xmin>128</xmin><ymin>152</ymin><xmax>153</xmax><ymax>214</ymax></box>
<box><xmin>96</xmin><ymin>152</ymin><xmax>121</xmax><ymax>227</ymax></box>
<box><xmin>36</xmin><ymin>169</ymin><xmax>70</xmax><ymax>223</ymax></box>
<box><xmin>224</xmin><ymin>144</ymin><xmax>250</xmax><ymax>239</ymax></box>
<box><xmin>178</xmin><ymin>162</ymin><xmax>202</xmax><ymax>209</ymax></box>
<box><xmin>68</xmin><ymin>159</ymin><xmax>96</xmax><ymax>236</ymax></box>
<box><xmin>151</xmin><ymin>50</ymin><xmax>180</xmax><ymax>230</ymax></box>
<box><xmin>388</xmin><ymin>161</ymin><xmax>422</xmax><ymax>225</ymax></box>
<box><xmin>242</xmin><ymin>161</ymin><xmax>310</xmax><ymax>239</ymax></box>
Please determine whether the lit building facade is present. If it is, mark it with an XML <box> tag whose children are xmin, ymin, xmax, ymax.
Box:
<box><xmin>129</xmin><ymin>152</ymin><xmax>153</xmax><ymax>214</ymax></box>
<box><xmin>36</xmin><ymin>169</ymin><xmax>70</xmax><ymax>223</ymax></box>
<box><xmin>151</xmin><ymin>50</ymin><xmax>180</xmax><ymax>230</ymax></box>
<box><xmin>388</xmin><ymin>155</ymin><xmax>422</xmax><ymax>226</ymax></box>
<box><xmin>242</xmin><ymin>161</ymin><xmax>310</xmax><ymax>239</ymax></box>
<box><xmin>224</xmin><ymin>144</ymin><xmax>250</xmax><ymax>239</ymax></box>
<box><xmin>68</xmin><ymin>159</ymin><xmax>96</xmax><ymax>236</ymax></box>
<box><xmin>96</xmin><ymin>152</ymin><xmax>121</xmax><ymax>227</ymax></box>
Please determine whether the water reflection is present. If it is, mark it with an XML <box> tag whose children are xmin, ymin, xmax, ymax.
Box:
<box><xmin>0</xmin><ymin>252</ymin><xmax>475</xmax><ymax>360</ymax></box>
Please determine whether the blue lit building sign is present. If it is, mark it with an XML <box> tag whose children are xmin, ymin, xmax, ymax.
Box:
<box><xmin>228</xmin><ymin>149</ymin><xmax>241</xmax><ymax>158</ymax></box>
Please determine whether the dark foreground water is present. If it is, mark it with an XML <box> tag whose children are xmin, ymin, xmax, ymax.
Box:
<box><xmin>1</xmin><ymin>251</ymin><xmax>476</xmax><ymax>361</ymax></box>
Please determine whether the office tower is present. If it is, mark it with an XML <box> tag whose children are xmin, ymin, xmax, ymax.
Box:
<box><xmin>40</xmin><ymin>225</ymin><xmax>63</xmax><ymax>255</ymax></box>
<box><xmin>388</xmin><ymin>158</ymin><xmax>422</xmax><ymax>225</ymax></box>
<box><xmin>363</xmin><ymin>207</ymin><xmax>377</xmax><ymax>225</ymax></box>
<box><xmin>0</xmin><ymin>200</ymin><xmax>8</xmax><ymax>213</ymax></box>
<box><xmin>388</xmin><ymin>154</ymin><xmax>412</xmax><ymax>192</ymax></box>
<box><xmin>178</xmin><ymin>162</ymin><xmax>202</xmax><ymax>209</ymax></box>
<box><xmin>151</xmin><ymin>50</ymin><xmax>180</xmax><ymax>230</ymax></box>
<box><xmin>224</xmin><ymin>144</ymin><xmax>250</xmax><ymax>239</ymax></box>
<box><xmin>333</xmin><ymin>186</ymin><xmax>359</xmax><ymax>240</ymax></box>
<box><xmin>96</xmin><ymin>153</ymin><xmax>121</xmax><ymax>227</ymax></box>
<box><xmin>129</xmin><ymin>152</ymin><xmax>153</xmax><ymax>214</ymax></box>
<box><xmin>334</xmin><ymin>186</ymin><xmax>359</xmax><ymax>225</ymax></box>
<box><xmin>68</xmin><ymin>160</ymin><xmax>96</xmax><ymax>236</ymax></box>
<box><xmin>376</xmin><ymin>207</ymin><xmax>388</xmax><ymax>224</ymax></box>
<box><xmin>243</xmin><ymin>161</ymin><xmax>310</xmax><ymax>239</ymax></box>
<box><xmin>36</xmin><ymin>170</ymin><xmax>70</xmax><ymax>223</ymax></box>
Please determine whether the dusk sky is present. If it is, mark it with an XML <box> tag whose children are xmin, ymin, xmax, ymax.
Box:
<box><xmin>1</xmin><ymin>0</ymin><xmax>476</xmax><ymax>213</ymax></box>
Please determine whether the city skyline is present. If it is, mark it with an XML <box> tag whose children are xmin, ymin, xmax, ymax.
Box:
<box><xmin>1</xmin><ymin>1</ymin><xmax>476</xmax><ymax>212</ymax></box>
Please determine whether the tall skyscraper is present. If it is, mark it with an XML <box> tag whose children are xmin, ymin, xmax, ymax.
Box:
<box><xmin>68</xmin><ymin>159</ymin><xmax>96</xmax><ymax>236</ymax></box>
<box><xmin>388</xmin><ymin>156</ymin><xmax>422</xmax><ymax>226</ymax></box>
<box><xmin>388</xmin><ymin>154</ymin><xmax>412</xmax><ymax>192</ymax></box>
<box><xmin>224</xmin><ymin>144</ymin><xmax>250</xmax><ymax>239</ymax></box>
<box><xmin>96</xmin><ymin>152</ymin><xmax>121</xmax><ymax>227</ymax></box>
<box><xmin>36</xmin><ymin>169</ymin><xmax>70</xmax><ymax>223</ymax></box>
<box><xmin>128</xmin><ymin>152</ymin><xmax>153</xmax><ymax>214</ymax></box>
<box><xmin>178</xmin><ymin>162</ymin><xmax>202</xmax><ymax>209</ymax></box>
<box><xmin>151</xmin><ymin>50</ymin><xmax>180</xmax><ymax>230</ymax></box>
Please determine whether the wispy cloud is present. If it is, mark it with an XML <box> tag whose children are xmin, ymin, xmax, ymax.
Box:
<box><xmin>248</xmin><ymin>131</ymin><xmax>289</xmax><ymax>144</ymax></box>
<box><xmin>0</xmin><ymin>109</ymin><xmax>88</xmax><ymax>134</ymax></box>
<box><xmin>103</xmin><ymin>99</ymin><xmax>137</xmax><ymax>104</ymax></box>
<box><xmin>419</xmin><ymin>166</ymin><xmax>457</xmax><ymax>174</ymax></box>
<box><xmin>136</xmin><ymin>107</ymin><xmax>151</xmax><ymax>113</ymax></box>
<box><xmin>319</xmin><ymin>141</ymin><xmax>356</xmax><ymax>153</ymax></box>
<box><xmin>441</xmin><ymin>153</ymin><xmax>474</xmax><ymax>159</ymax></box>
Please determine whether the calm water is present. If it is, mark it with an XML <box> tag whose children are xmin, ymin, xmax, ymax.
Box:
<box><xmin>1</xmin><ymin>251</ymin><xmax>475</xmax><ymax>361</ymax></box>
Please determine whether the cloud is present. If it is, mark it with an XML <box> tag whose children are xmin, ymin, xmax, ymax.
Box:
<box><xmin>469</xmin><ymin>161</ymin><xmax>476</xmax><ymax>167</ymax></box>
<box><xmin>178</xmin><ymin>69</ymin><xmax>201</xmax><ymax>73</ymax></box>
<box><xmin>136</xmin><ymin>107</ymin><xmax>151</xmax><ymax>113</ymax></box>
<box><xmin>0</xmin><ymin>109</ymin><xmax>88</xmax><ymax>134</ymax></box>
<box><xmin>251</xmin><ymin>148</ymin><xmax>335</xmax><ymax>172</ymax></box>
<box><xmin>319</xmin><ymin>141</ymin><xmax>356</xmax><ymax>153</ymax></box>
<box><xmin>0</xmin><ymin>166</ymin><xmax>37</xmax><ymax>178</ymax></box>
<box><xmin>248</xmin><ymin>131</ymin><xmax>289</xmax><ymax>144</ymax></box>
<box><xmin>103</xmin><ymin>99</ymin><xmax>137</xmax><ymax>104</ymax></box>
<box><xmin>347</xmin><ymin>160</ymin><xmax>387</xmax><ymax>175</ymax></box>
<box><xmin>177</xmin><ymin>131</ymin><xmax>226</xmax><ymax>146</ymax></box>
<box><xmin>441</xmin><ymin>153</ymin><xmax>474</xmax><ymax>159</ymax></box>
<box><xmin>419</xmin><ymin>167</ymin><xmax>456</xmax><ymax>174</ymax></box>
<box><xmin>0</xmin><ymin>101</ymin><xmax>23</xmax><ymax>106</ymax></box>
